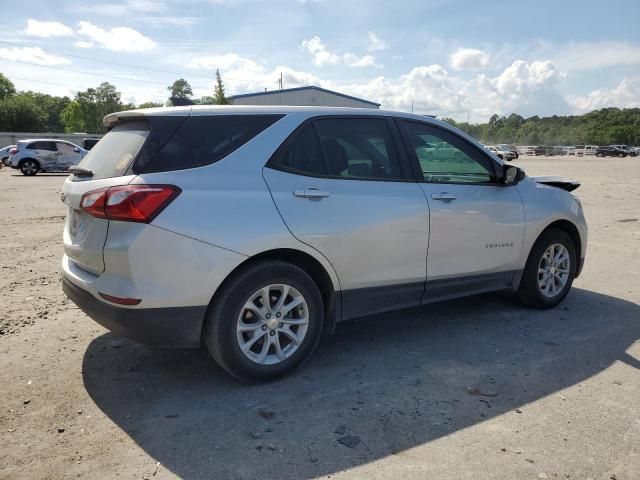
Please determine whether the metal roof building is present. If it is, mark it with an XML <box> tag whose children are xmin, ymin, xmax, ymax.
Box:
<box><xmin>228</xmin><ymin>86</ymin><xmax>380</xmax><ymax>109</ymax></box>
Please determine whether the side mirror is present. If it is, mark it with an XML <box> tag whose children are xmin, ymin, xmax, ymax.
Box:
<box><xmin>73</xmin><ymin>147</ymin><xmax>80</xmax><ymax>153</ymax></box>
<box><xmin>503</xmin><ymin>165</ymin><xmax>522</xmax><ymax>185</ymax></box>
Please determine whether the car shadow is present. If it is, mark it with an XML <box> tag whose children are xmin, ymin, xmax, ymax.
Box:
<box><xmin>9</xmin><ymin>173</ymin><xmax>69</xmax><ymax>177</ymax></box>
<box><xmin>82</xmin><ymin>288</ymin><xmax>640</xmax><ymax>479</ymax></box>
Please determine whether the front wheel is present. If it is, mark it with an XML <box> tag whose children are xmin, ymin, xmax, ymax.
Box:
<box><xmin>204</xmin><ymin>260</ymin><xmax>324</xmax><ymax>381</ymax></box>
<box><xmin>20</xmin><ymin>159</ymin><xmax>39</xmax><ymax>176</ymax></box>
<box><xmin>517</xmin><ymin>228</ymin><xmax>576</xmax><ymax>309</ymax></box>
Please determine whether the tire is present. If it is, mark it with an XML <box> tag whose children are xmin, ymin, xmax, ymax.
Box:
<box><xmin>20</xmin><ymin>159</ymin><xmax>39</xmax><ymax>176</ymax></box>
<box><xmin>619</xmin><ymin>153</ymin><xmax>626</xmax><ymax>158</ymax></box>
<box><xmin>517</xmin><ymin>228</ymin><xmax>577</xmax><ymax>309</ymax></box>
<box><xmin>596</xmin><ymin>153</ymin><xmax>604</xmax><ymax>157</ymax></box>
<box><xmin>203</xmin><ymin>260</ymin><xmax>324</xmax><ymax>381</ymax></box>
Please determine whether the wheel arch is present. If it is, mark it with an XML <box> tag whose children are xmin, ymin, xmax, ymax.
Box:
<box><xmin>528</xmin><ymin>219</ymin><xmax>582</xmax><ymax>280</ymax></box>
<box><xmin>203</xmin><ymin>248</ymin><xmax>340</xmax><ymax>342</ymax></box>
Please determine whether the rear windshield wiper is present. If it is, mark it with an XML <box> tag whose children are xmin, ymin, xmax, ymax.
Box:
<box><xmin>68</xmin><ymin>166</ymin><xmax>93</xmax><ymax>177</ymax></box>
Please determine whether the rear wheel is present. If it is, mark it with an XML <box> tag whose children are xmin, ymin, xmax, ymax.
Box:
<box><xmin>517</xmin><ymin>228</ymin><xmax>576</xmax><ymax>309</ymax></box>
<box><xmin>204</xmin><ymin>260</ymin><xmax>324</xmax><ymax>381</ymax></box>
<box><xmin>20</xmin><ymin>159</ymin><xmax>39</xmax><ymax>176</ymax></box>
<box><xmin>596</xmin><ymin>153</ymin><xmax>604</xmax><ymax>157</ymax></box>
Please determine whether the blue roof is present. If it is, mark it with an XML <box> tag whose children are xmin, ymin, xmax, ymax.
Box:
<box><xmin>228</xmin><ymin>85</ymin><xmax>381</xmax><ymax>107</ymax></box>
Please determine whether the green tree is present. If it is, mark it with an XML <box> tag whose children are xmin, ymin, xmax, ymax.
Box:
<box><xmin>0</xmin><ymin>73</ymin><xmax>16</xmax><ymax>100</ymax></box>
<box><xmin>61</xmin><ymin>82</ymin><xmax>125</xmax><ymax>133</ymax></box>
<box><xmin>167</xmin><ymin>78</ymin><xmax>193</xmax><ymax>99</ymax></box>
<box><xmin>213</xmin><ymin>69</ymin><xmax>229</xmax><ymax>105</ymax></box>
<box><xmin>137</xmin><ymin>101</ymin><xmax>163</xmax><ymax>109</ymax></box>
<box><xmin>0</xmin><ymin>94</ymin><xmax>47</xmax><ymax>131</ymax></box>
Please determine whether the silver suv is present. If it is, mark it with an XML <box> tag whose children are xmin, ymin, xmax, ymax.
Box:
<box><xmin>61</xmin><ymin>106</ymin><xmax>587</xmax><ymax>381</ymax></box>
<box><xmin>9</xmin><ymin>139</ymin><xmax>87</xmax><ymax>175</ymax></box>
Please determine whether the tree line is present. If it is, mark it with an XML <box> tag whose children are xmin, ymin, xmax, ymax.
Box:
<box><xmin>1</xmin><ymin>70</ymin><xmax>639</xmax><ymax>144</ymax></box>
<box><xmin>443</xmin><ymin>109</ymin><xmax>640</xmax><ymax>146</ymax></box>
<box><xmin>0</xmin><ymin>70</ymin><xmax>228</xmax><ymax>134</ymax></box>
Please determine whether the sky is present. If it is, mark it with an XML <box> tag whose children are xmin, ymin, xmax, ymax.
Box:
<box><xmin>1</xmin><ymin>0</ymin><xmax>639</xmax><ymax>122</ymax></box>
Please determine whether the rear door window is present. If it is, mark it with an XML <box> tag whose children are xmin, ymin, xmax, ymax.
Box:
<box><xmin>142</xmin><ymin>115</ymin><xmax>284</xmax><ymax>173</ymax></box>
<box><xmin>77</xmin><ymin>121</ymin><xmax>150</xmax><ymax>180</ymax></box>
<box><xmin>28</xmin><ymin>141</ymin><xmax>57</xmax><ymax>151</ymax></box>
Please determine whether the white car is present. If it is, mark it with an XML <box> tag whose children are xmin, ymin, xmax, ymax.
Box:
<box><xmin>8</xmin><ymin>139</ymin><xmax>87</xmax><ymax>175</ymax></box>
<box><xmin>1</xmin><ymin>144</ymin><xmax>16</xmax><ymax>166</ymax></box>
<box><xmin>61</xmin><ymin>106</ymin><xmax>587</xmax><ymax>381</ymax></box>
<box><xmin>485</xmin><ymin>145</ymin><xmax>517</xmax><ymax>161</ymax></box>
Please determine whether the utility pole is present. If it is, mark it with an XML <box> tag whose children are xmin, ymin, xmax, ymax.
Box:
<box><xmin>278</xmin><ymin>72</ymin><xmax>283</xmax><ymax>105</ymax></box>
<box><xmin>411</xmin><ymin>100</ymin><xmax>414</xmax><ymax>114</ymax></box>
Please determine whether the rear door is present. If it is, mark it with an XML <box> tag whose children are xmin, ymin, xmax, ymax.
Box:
<box><xmin>55</xmin><ymin>142</ymin><xmax>81</xmax><ymax>170</ymax></box>
<box><xmin>61</xmin><ymin>121</ymin><xmax>151</xmax><ymax>275</ymax></box>
<box><xmin>263</xmin><ymin>116</ymin><xmax>429</xmax><ymax>319</ymax></box>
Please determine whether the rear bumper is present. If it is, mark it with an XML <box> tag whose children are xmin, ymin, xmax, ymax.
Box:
<box><xmin>62</xmin><ymin>276</ymin><xmax>205</xmax><ymax>347</ymax></box>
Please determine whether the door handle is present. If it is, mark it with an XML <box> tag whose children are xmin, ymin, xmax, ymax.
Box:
<box><xmin>431</xmin><ymin>192</ymin><xmax>457</xmax><ymax>201</ymax></box>
<box><xmin>293</xmin><ymin>188</ymin><xmax>330</xmax><ymax>199</ymax></box>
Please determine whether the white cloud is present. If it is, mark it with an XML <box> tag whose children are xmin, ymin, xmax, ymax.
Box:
<box><xmin>553</xmin><ymin>41</ymin><xmax>640</xmax><ymax>71</ymax></box>
<box><xmin>367</xmin><ymin>32</ymin><xmax>388</xmax><ymax>52</ymax></box>
<box><xmin>77</xmin><ymin>21</ymin><xmax>156</xmax><ymax>52</ymax></box>
<box><xmin>0</xmin><ymin>46</ymin><xmax>71</xmax><ymax>65</ymax></box>
<box><xmin>24</xmin><ymin>19</ymin><xmax>73</xmax><ymax>37</ymax></box>
<box><xmin>301</xmin><ymin>36</ymin><xmax>380</xmax><ymax>68</ymax></box>
<box><xmin>449</xmin><ymin>48</ymin><xmax>489</xmax><ymax>70</ymax></box>
<box><xmin>568</xmin><ymin>78</ymin><xmax>640</xmax><ymax>113</ymax></box>
<box><xmin>75</xmin><ymin>41</ymin><xmax>94</xmax><ymax>49</ymax></box>
<box><xmin>188</xmin><ymin>53</ymin><xmax>262</xmax><ymax>72</ymax></box>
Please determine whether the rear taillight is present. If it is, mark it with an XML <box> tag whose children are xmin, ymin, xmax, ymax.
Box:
<box><xmin>9</xmin><ymin>148</ymin><xmax>17</xmax><ymax>155</ymax></box>
<box><xmin>80</xmin><ymin>185</ymin><xmax>181</xmax><ymax>223</ymax></box>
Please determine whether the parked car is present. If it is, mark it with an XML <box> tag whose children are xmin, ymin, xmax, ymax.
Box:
<box><xmin>574</xmin><ymin>145</ymin><xmax>598</xmax><ymax>156</ymax></box>
<box><xmin>61</xmin><ymin>106</ymin><xmax>587</xmax><ymax>381</ymax></box>
<box><xmin>8</xmin><ymin>139</ymin><xmax>87</xmax><ymax>175</ymax></box>
<box><xmin>496</xmin><ymin>144</ymin><xmax>519</xmax><ymax>159</ymax></box>
<box><xmin>82</xmin><ymin>138</ymin><xmax>101</xmax><ymax>150</ymax></box>
<box><xmin>595</xmin><ymin>146</ymin><xmax>627</xmax><ymax>158</ymax></box>
<box><xmin>610</xmin><ymin>145</ymin><xmax>637</xmax><ymax>157</ymax></box>
<box><xmin>518</xmin><ymin>146</ymin><xmax>536</xmax><ymax>156</ymax></box>
<box><xmin>1</xmin><ymin>144</ymin><xmax>16</xmax><ymax>166</ymax></box>
<box><xmin>485</xmin><ymin>145</ymin><xmax>517</xmax><ymax>161</ymax></box>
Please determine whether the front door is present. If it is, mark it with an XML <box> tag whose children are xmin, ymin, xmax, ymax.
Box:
<box><xmin>398</xmin><ymin>120</ymin><xmax>526</xmax><ymax>302</ymax></box>
<box><xmin>263</xmin><ymin>117</ymin><xmax>430</xmax><ymax>319</ymax></box>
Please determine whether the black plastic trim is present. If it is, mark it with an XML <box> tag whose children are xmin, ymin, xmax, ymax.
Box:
<box><xmin>340</xmin><ymin>281</ymin><xmax>425</xmax><ymax>320</ymax></box>
<box><xmin>423</xmin><ymin>270</ymin><xmax>520</xmax><ymax>304</ymax></box>
<box><xmin>62</xmin><ymin>277</ymin><xmax>205</xmax><ymax>347</ymax></box>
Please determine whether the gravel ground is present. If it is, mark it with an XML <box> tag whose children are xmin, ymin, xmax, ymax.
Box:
<box><xmin>0</xmin><ymin>156</ymin><xmax>639</xmax><ymax>480</ymax></box>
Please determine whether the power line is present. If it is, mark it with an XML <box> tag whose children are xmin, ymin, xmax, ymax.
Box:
<box><xmin>0</xmin><ymin>57</ymin><xmax>213</xmax><ymax>89</ymax></box>
<box><xmin>0</xmin><ymin>39</ymin><xmax>266</xmax><ymax>83</ymax></box>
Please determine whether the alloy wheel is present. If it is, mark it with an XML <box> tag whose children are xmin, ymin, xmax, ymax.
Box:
<box><xmin>236</xmin><ymin>284</ymin><xmax>309</xmax><ymax>365</ymax></box>
<box><xmin>21</xmin><ymin>160</ymin><xmax>38</xmax><ymax>175</ymax></box>
<box><xmin>537</xmin><ymin>243</ymin><xmax>570</xmax><ymax>298</ymax></box>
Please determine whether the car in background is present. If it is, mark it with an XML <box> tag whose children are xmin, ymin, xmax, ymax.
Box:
<box><xmin>60</xmin><ymin>105</ymin><xmax>587</xmax><ymax>381</ymax></box>
<box><xmin>485</xmin><ymin>145</ymin><xmax>517</xmax><ymax>161</ymax></box>
<box><xmin>610</xmin><ymin>145</ymin><xmax>637</xmax><ymax>157</ymax></box>
<box><xmin>595</xmin><ymin>146</ymin><xmax>627</xmax><ymax>158</ymax></box>
<box><xmin>8</xmin><ymin>139</ymin><xmax>87</xmax><ymax>175</ymax></box>
<box><xmin>82</xmin><ymin>138</ymin><xmax>101</xmax><ymax>150</ymax></box>
<box><xmin>574</xmin><ymin>145</ymin><xmax>598</xmax><ymax>156</ymax></box>
<box><xmin>496</xmin><ymin>144</ymin><xmax>519</xmax><ymax>159</ymax></box>
<box><xmin>518</xmin><ymin>146</ymin><xmax>536</xmax><ymax>156</ymax></box>
<box><xmin>1</xmin><ymin>145</ymin><xmax>16</xmax><ymax>166</ymax></box>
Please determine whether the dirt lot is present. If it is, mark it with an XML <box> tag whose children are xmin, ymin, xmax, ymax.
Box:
<box><xmin>1</xmin><ymin>156</ymin><xmax>639</xmax><ymax>480</ymax></box>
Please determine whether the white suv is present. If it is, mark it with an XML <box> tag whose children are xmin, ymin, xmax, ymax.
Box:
<box><xmin>61</xmin><ymin>106</ymin><xmax>587</xmax><ymax>381</ymax></box>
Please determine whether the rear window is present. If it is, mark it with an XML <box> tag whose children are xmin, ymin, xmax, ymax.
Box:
<box><xmin>142</xmin><ymin>115</ymin><xmax>283</xmax><ymax>173</ymax></box>
<box><xmin>77</xmin><ymin>121</ymin><xmax>150</xmax><ymax>180</ymax></box>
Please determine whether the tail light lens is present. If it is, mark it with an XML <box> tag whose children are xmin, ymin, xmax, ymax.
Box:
<box><xmin>80</xmin><ymin>185</ymin><xmax>181</xmax><ymax>223</ymax></box>
<box><xmin>9</xmin><ymin>148</ymin><xmax>17</xmax><ymax>155</ymax></box>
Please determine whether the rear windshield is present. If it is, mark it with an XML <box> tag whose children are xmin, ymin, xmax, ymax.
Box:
<box><xmin>141</xmin><ymin>114</ymin><xmax>284</xmax><ymax>173</ymax></box>
<box><xmin>77</xmin><ymin>121</ymin><xmax>149</xmax><ymax>180</ymax></box>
